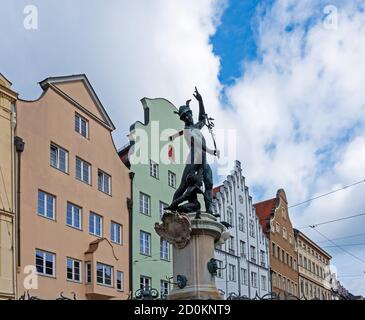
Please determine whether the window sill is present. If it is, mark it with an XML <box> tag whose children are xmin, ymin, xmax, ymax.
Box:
<box><xmin>89</xmin><ymin>232</ymin><xmax>103</xmax><ymax>238</ymax></box>
<box><xmin>96</xmin><ymin>282</ymin><xmax>114</xmax><ymax>289</ymax></box>
<box><xmin>111</xmin><ymin>240</ymin><xmax>122</xmax><ymax>246</ymax></box>
<box><xmin>66</xmin><ymin>224</ymin><xmax>82</xmax><ymax>231</ymax></box>
<box><xmin>37</xmin><ymin>213</ymin><xmax>56</xmax><ymax>222</ymax></box>
<box><xmin>67</xmin><ymin>279</ymin><xmax>82</xmax><ymax>284</ymax></box>
<box><xmin>98</xmin><ymin>189</ymin><xmax>112</xmax><ymax>197</ymax></box>
<box><xmin>76</xmin><ymin>177</ymin><xmax>92</xmax><ymax>186</ymax></box>
<box><xmin>139</xmin><ymin>253</ymin><xmax>152</xmax><ymax>257</ymax></box>
<box><xmin>37</xmin><ymin>273</ymin><xmax>56</xmax><ymax>279</ymax></box>
<box><xmin>50</xmin><ymin>164</ymin><xmax>69</xmax><ymax>175</ymax></box>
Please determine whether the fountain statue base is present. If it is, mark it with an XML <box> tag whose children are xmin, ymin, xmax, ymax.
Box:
<box><xmin>155</xmin><ymin>212</ymin><xmax>229</xmax><ymax>300</ymax></box>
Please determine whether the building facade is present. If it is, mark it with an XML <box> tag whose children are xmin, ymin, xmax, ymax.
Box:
<box><xmin>213</xmin><ymin>161</ymin><xmax>270</xmax><ymax>299</ymax></box>
<box><xmin>294</xmin><ymin>229</ymin><xmax>332</xmax><ymax>300</ymax></box>
<box><xmin>119</xmin><ymin>98</ymin><xmax>185</xmax><ymax>298</ymax></box>
<box><xmin>255</xmin><ymin>189</ymin><xmax>299</xmax><ymax>299</ymax></box>
<box><xmin>0</xmin><ymin>74</ymin><xmax>17</xmax><ymax>299</ymax></box>
<box><xmin>15</xmin><ymin>75</ymin><xmax>130</xmax><ymax>299</ymax></box>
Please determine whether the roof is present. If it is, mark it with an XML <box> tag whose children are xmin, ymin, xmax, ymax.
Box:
<box><xmin>254</xmin><ymin>198</ymin><xmax>276</xmax><ymax>233</ymax></box>
<box><xmin>118</xmin><ymin>144</ymin><xmax>131</xmax><ymax>169</ymax></box>
<box><xmin>293</xmin><ymin>228</ymin><xmax>332</xmax><ymax>259</ymax></box>
<box><xmin>39</xmin><ymin>74</ymin><xmax>115</xmax><ymax>130</ymax></box>
<box><xmin>212</xmin><ymin>185</ymin><xmax>222</xmax><ymax>198</ymax></box>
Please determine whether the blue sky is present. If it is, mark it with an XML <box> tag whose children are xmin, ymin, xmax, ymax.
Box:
<box><xmin>1</xmin><ymin>0</ymin><xmax>365</xmax><ymax>296</ymax></box>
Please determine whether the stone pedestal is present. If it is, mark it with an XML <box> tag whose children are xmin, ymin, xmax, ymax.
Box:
<box><xmin>167</xmin><ymin>212</ymin><xmax>226</xmax><ymax>300</ymax></box>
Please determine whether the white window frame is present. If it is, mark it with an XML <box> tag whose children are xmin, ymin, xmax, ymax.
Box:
<box><xmin>160</xmin><ymin>280</ymin><xmax>169</xmax><ymax>298</ymax></box>
<box><xmin>228</xmin><ymin>236</ymin><xmax>235</xmax><ymax>254</ymax></box>
<box><xmin>249</xmin><ymin>219</ymin><xmax>255</xmax><ymax>237</ymax></box>
<box><xmin>37</xmin><ymin>190</ymin><xmax>56</xmax><ymax>220</ymax></box>
<box><xmin>89</xmin><ymin>212</ymin><xmax>103</xmax><ymax>237</ymax></box>
<box><xmin>66</xmin><ymin>257</ymin><xmax>82</xmax><ymax>283</ymax></box>
<box><xmin>216</xmin><ymin>260</ymin><xmax>223</xmax><ymax>278</ymax></box>
<box><xmin>228</xmin><ymin>264</ymin><xmax>236</xmax><ymax>282</ymax></box>
<box><xmin>240</xmin><ymin>240</ymin><xmax>246</xmax><ymax>258</ymax></box>
<box><xmin>139</xmin><ymin>192</ymin><xmax>150</xmax><ymax>216</ymax></box>
<box><xmin>96</xmin><ymin>262</ymin><xmax>113</xmax><ymax>287</ymax></box>
<box><xmin>238</xmin><ymin>214</ymin><xmax>245</xmax><ymax>232</ymax></box>
<box><xmin>117</xmin><ymin>271</ymin><xmax>124</xmax><ymax>291</ymax></box>
<box><xmin>111</xmin><ymin>221</ymin><xmax>122</xmax><ymax>245</ymax></box>
<box><xmin>140</xmin><ymin>230</ymin><xmax>151</xmax><ymax>255</ymax></box>
<box><xmin>50</xmin><ymin>143</ymin><xmax>68</xmax><ymax>173</ymax></box>
<box><xmin>149</xmin><ymin>160</ymin><xmax>159</xmax><ymax>178</ymax></box>
<box><xmin>140</xmin><ymin>275</ymin><xmax>151</xmax><ymax>290</ymax></box>
<box><xmin>160</xmin><ymin>239</ymin><xmax>170</xmax><ymax>261</ymax></box>
<box><xmin>66</xmin><ymin>202</ymin><xmax>82</xmax><ymax>230</ymax></box>
<box><xmin>159</xmin><ymin>201</ymin><xmax>168</xmax><ymax>218</ymax></box>
<box><xmin>168</xmin><ymin>170</ymin><xmax>176</xmax><ymax>188</ymax></box>
<box><xmin>251</xmin><ymin>271</ymin><xmax>257</xmax><ymax>288</ymax></box>
<box><xmin>261</xmin><ymin>275</ymin><xmax>267</xmax><ymax>291</ymax></box>
<box><xmin>250</xmin><ymin>245</ymin><xmax>256</xmax><ymax>263</ymax></box>
<box><xmin>35</xmin><ymin>249</ymin><xmax>55</xmax><ymax>277</ymax></box>
<box><xmin>76</xmin><ymin>157</ymin><xmax>91</xmax><ymax>184</ymax></box>
<box><xmin>227</xmin><ymin>207</ymin><xmax>233</xmax><ymax>225</ymax></box>
<box><xmin>75</xmin><ymin>113</ymin><xmax>89</xmax><ymax>138</ymax></box>
<box><xmin>98</xmin><ymin>170</ymin><xmax>111</xmax><ymax>195</ymax></box>
<box><xmin>241</xmin><ymin>268</ymin><xmax>248</xmax><ymax>285</ymax></box>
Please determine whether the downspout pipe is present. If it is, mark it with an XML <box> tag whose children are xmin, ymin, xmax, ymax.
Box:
<box><xmin>127</xmin><ymin>171</ymin><xmax>135</xmax><ymax>295</ymax></box>
<box><xmin>14</xmin><ymin>136</ymin><xmax>25</xmax><ymax>268</ymax></box>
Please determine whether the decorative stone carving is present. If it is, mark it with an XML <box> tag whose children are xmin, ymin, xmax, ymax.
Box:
<box><xmin>154</xmin><ymin>211</ymin><xmax>192</xmax><ymax>249</ymax></box>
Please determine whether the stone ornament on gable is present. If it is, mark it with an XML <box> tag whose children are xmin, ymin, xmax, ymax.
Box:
<box><xmin>154</xmin><ymin>211</ymin><xmax>192</xmax><ymax>249</ymax></box>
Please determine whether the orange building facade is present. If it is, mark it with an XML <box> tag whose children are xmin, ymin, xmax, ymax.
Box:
<box><xmin>15</xmin><ymin>75</ymin><xmax>130</xmax><ymax>299</ymax></box>
<box><xmin>255</xmin><ymin>189</ymin><xmax>299</xmax><ymax>299</ymax></box>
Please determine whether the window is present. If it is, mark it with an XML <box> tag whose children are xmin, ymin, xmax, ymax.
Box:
<box><xmin>66</xmin><ymin>202</ymin><xmax>81</xmax><ymax>229</ymax></box>
<box><xmin>139</xmin><ymin>192</ymin><xmax>150</xmax><ymax>216</ymax></box>
<box><xmin>276</xmin><ymin>246</ymin><xmax>280</xmax><ymax>259</ymax></box>
<box><xmin>140</xmin><ymin>231</ymin><xmax>151</xmax><ymax>255</ymax></box>
<box><xmin>283</xmin><ymin>227</ymin><xmax>287</xmax><ymax>239</ymax></box>
<box><xmin>160</xmin><ymin>280</ymin><xmax>169</xmax><ymax>298</ymax></box>
<box><xmin>38</xmin><ymin>190</ymin><xmax>55</xmax><ymax>220</ymax></box>
<box><xmin>228</xmin><ymin>264</ymin><xmax>236</xmax><ymax>281</ymax></box>
<box><xmin>249</xmin><ymin>219</ymin><xmax>255</xmax><ymax>237</ymax></box>
<box><xmin>89</xmin><ymin>212</ymin><xmax>102</xmax><ymax>237</ymax></box>
<box><xmin>227</xmin><ymin>207</ymin><xmax>233</xmax><ymax>225</ymax></box>
<box><xmin>299</xmin><ymin>254</ymin><xmax>303</xmax><ymax>267</ymax></box>
<box><xmin>241</xmin><ymin>268</ymin><xmax>248</xmax><ymax>285</ymax></box>
<box><xmin>272</xmin><ymin>242</ymin><xmax>276</xmax><ymax>256</ymax></box>
<box><xmin>281</xmin><ymin>249</ymin><xmax>285</xmax><ymax>262</ymax></box>
<box><xmin>228</xmin><ymin>236</ymin><xmax>235</xmax><ymax>254</ymax></box>
<box><xmin>159</xmin><ymin>201</ymin><xmax>168</xmax><ymax>218</ymax></box>
<box><xmin>260</xmin><ymin>250</ymin><xmax>266</xmax><ymax>267</ymax></box>
<box><xmin>168</xmin><ymin>171</ymin><xmax>176</xmax><ymax>188</ymax></box>
<box><xmin>216</xmin><ymin>260</ymin><xmax>223</xmax><ymax>278</ymax></box>
<box><xmin>111</xmin><ymin>221</ymin><xmax>122</xmax><ymax>244</ymax></box>
<box><xmin>250</xmin><ymin>245</ymin><xmax>256</xmax><ymax>263</ymax></box>
<box><xmin>50</xmin><ymin>143</ymin><xmax>68</xmax><ymax>173</ymax></box>
<box><xmin>150</xmin><ymin>160</ymin><xmax>159</xmax><ymax>178</ymax></box>
<box><xmin>238</xmin><ymin>214</ymin><xmax>245</xmax><ymax>232</ymax></box>
<box><xmin>160</xmin><ymin>239</ymin><xmax>170</xmax><ymax>261</ymax></box>
<box><xmin>96</xmin><ymin>262</ymin><xmax>113</xmax><ymax>287</ymax></box>
<box><xmin>140</xmin><ymin>276</ymin><xmax>151</xmax><ymax>290</ymax></box>
<box><xmin>304</xmin><ymin>257</ymin><xmax>307</xmax><ymax>269</ymax></box>
<box><xmin>290</xmin><ymin>256</ymin><xmax>293</xmax><ymax>268</ymax></box>
<box><xmin>67</xmin><ymin>258</ymin><xmax>81</xmax><ymax>283</ymax></box>
<box><xmin>289</xmin><ymin>235</ymin><xmax>293</xmax><ymax>244</ymax></box>
<box><xmin>286</xmin><ymin>253</ymin><xmax>289</xmax><ymax>265</ymax></box>
<box><xmin>239</xmin><ymin>241</ymin><xmax>246</xmax><ymax>258</ymax></box>
<box><xmin>75</xmin><ymin>113</ymin><xmax>89</xmax><ymax>138</ymax></box>
<box><xmin>276</xmin><ymin>222</ymin><xmax>280</xmax><ymax>233</ymax></box>
<box><xmin>85</xmin><ymin>262</ymin><xmax>91</xmax><ymax>284</ymax></box>
<box><xmin>281</xmin><ymin>208</ymin><xmax>286</xmax><ymax>218</ymax></box>
<box><xmin>261</xmin><ymin>275</ymin><xmax>267</xmax><ymax>291</ymax></box>
<box><xmin>251</xmin><ymin>272</ymin><xmax>257</xmax><ymax>288</ymax></box>
<box><xmin>98</xmin><ymin>170</ymin><xmax>111</xmax><ymax>195</ymax></box>
<box><xmin>117</xmin><ymin>271</ymin><xmax>124</xmax><ymax>291</ymax></box>
<box><xmin>76</xmin><ymin>157</ymin><xmax>91</xmax><ymax>184</ymax></box>
<box><xmin>35</xmin><ymin>249</ymin><xmax>55</xmax><ymax>277</ymax></box>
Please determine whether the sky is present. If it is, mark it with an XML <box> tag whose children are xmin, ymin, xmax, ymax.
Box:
<box><xmin>1</xmin><ymin>0</ymin><xmax>365</xmax><ymax>295</ymax></box>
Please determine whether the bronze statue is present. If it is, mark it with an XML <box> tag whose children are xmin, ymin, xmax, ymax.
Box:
<box><xmin>166</xmin><ymin>87</ymin><xmax>219</xmax><ymax>217</ymax></box>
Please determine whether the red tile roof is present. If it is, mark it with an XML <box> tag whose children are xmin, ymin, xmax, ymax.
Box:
<box><xmin>212</xmin><ymin>185</ymin><xmax>222</xmax><ymax>198</ymax></box>
<box><xmin>254</xmin><ymin>198</ymin><xmax>276</xmax><ymax>233</ymax></box>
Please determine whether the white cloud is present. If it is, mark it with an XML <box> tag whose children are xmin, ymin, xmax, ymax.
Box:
<box><xmin>225</xmin><ymin>0</ymin><xmax>365</xmax><ymax>293</ymax></box>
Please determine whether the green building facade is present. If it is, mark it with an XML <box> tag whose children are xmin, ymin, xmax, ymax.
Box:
<box><xmin>119</xmin><ymin>98</ymin><xmax>185</xmax><ymax>297</ymax></box>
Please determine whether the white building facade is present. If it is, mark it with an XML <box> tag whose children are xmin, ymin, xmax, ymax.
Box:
<box><xmin>213</xmin><ymin>161</ymin><xmax>270</xmax><ymax>299</ymax></box>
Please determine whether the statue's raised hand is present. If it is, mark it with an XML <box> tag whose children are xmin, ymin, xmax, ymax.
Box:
<box><xmin>193</xmin><ymin>86</ymin><xmax>202</xmax><ymax>102</ymax></box>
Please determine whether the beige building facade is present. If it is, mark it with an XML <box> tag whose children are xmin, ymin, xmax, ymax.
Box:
<box><xmin>0</xmin><ymin>74</ymin><xmax>17</xmax><ymax>300</ymax></box>
<box><xmin>15</xmin><ymin>74</ymin><xmax>130</xmax><ymax>299</ymax></box>
<box><xmin>294</xmin><ymin>229</ymin><xmax>332</xmax><ymax>300</ymax></box>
